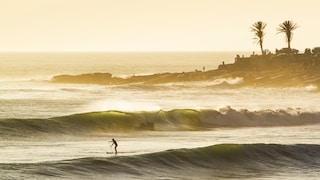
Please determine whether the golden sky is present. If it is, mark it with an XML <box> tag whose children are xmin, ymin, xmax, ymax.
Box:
<box><xmin>0</xmin><ymin>0</ymin><xmax>319</xmax><ymax>52</ymax></box>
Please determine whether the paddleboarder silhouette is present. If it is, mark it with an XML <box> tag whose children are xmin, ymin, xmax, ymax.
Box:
<box><xmin>110</xmin><ymin>138</ymin><xmax>118</xmax><ymax>154</ymax></box>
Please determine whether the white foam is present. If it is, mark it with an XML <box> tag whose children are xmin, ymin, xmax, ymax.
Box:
<box><xmin>305</xmin><ymin>85</ymin><xmax>318</xmax><ymax>92</ymax></box>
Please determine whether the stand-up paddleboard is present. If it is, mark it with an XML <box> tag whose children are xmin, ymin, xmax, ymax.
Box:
<box><xmin>106</xmin><ymin>152</ymin><xmax>116</xmax><ymax>154</ymax></box>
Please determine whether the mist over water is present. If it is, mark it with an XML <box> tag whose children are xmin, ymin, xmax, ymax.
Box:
<box><xmin>1</xmin><ymin>79</ymin><xmax>319</xmax><ymax>119</ymax></box>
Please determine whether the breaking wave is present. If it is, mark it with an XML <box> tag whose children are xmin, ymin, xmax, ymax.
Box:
<box><xmin>2</xmin><ymin>144</ymin><xmax>320</xmax><ymax>179</ymax></box>
<box><xmin>1</xmin><ymin>107</ymin><xmax>320</xmax><ymax>137</ymax></box>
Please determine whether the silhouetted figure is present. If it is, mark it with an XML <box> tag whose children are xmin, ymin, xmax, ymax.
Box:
<box><xmin>203</xmin><ymin>66</ymin><xmax>205</xmax><ymax>72</ymax></box>
<box><xmin>110</xmin><ymin>138</ymin><xmax>118</xmax><ymax>154</ymax></box>
<box><xmin>235</xmin><ymin>55</ymin><xmax>240</xmax><ymax>62</ymax></box>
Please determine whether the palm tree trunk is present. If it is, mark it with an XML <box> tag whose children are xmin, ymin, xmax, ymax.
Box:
<box><xmin>260</xmin><ymin>42</ymin><xmax>264</xmax><ymax>55</ymax></box>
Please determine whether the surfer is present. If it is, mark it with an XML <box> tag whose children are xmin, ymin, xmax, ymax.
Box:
<box><xmin>110</xmin><ymin>138</ymin><xmax>118</xmax><ymax>154</ymax></box>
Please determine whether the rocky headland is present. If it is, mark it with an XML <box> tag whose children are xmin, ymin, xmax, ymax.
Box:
<box><xmin>51</xmin><ymin>52</ymin><xmax>320</xmax><ymax>89</ymax></box>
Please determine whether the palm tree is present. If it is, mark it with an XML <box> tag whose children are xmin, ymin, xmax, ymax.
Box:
<box><xmin>277</xmin><ymin>20</ymin><xmax>298</xmax><ymax>50</ymax></box>
<box><xmin>251</xmin><ymin>21</ymin><xmax>267</xmax><ymax>55</ymax></box>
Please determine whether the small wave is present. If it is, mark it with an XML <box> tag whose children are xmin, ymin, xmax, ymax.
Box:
<box><xmin>209</xmin><ymin>77</ymin><xmax>243</xmax><ymax>85</ymax></box>
<box><xmin>305</xmin><ymin>85</ymin><xmax>318</xmax><ymax>92</ymax></box>
<box><xmin>158</xmin><ymin>77</ymin><xmax>244</xmax><ymax>88</ymax></box>
<box><xmin>1</xmin><ymin>108</ymin><xmax>320</xmax><ymax>137</ymax></box>
<box><xmin>2</xmin><ymin>144</ymin><xmax>320</xmax><ymax>179</ymax></box>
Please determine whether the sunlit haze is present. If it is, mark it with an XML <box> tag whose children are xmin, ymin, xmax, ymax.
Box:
<box><xmin>0</xmin><ymin>0</ymin><xmax>319</xmax><ymax>52</ymax></box>
<box><xmin>2</xmin><ymin>1</ymin><xmax>320</xmax><ymax>179</ymax></box>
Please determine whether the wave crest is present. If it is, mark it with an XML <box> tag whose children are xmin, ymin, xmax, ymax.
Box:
<box><xmin>1</xmin><ymin>108</ymin><xmax>320</xmax><ymax>137</ymax></box>
<box><xmin>3</xmin><ymin>144</ymin><xmax>320</xmax><ymax>179</ymax></box>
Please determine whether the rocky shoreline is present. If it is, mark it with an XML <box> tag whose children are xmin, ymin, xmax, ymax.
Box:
<box><xmin>51</xmin><ymin>53</ymin><xmax>320</xmax><ymax>89</ymax></box>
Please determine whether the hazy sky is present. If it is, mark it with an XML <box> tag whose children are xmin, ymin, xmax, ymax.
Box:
<box><xmin>0</xmin><ymin>0</ymin><xmax>319</xmax><ymax>52</ymax></box>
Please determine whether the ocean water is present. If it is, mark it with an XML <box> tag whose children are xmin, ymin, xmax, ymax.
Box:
<box><xmin>1</xmin><ymin>52</ymin><xmax>320</xmax><ymax>179</ymax></box>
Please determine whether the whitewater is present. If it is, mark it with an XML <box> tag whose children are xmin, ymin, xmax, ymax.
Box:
<box><xmin>1</xmin><ymin>52</ymin><xmax>320</xmax><ymax>179</ymax></box>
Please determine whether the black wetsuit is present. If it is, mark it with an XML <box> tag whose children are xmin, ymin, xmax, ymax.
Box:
<box><xmin>112</xmin><ymin>139</ymin><xmax>118</xmax><ymax>154</ymax></box>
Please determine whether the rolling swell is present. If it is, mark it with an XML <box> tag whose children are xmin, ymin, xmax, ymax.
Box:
<box><xmin>1</xmin><ymin>108</ymin><xmax>320</xmax><ymax>137</ymax></box>
<box><xmin>2</xmin><ymin>144</ymin><xmax>320</xmax><ymax>179</ymax></box>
